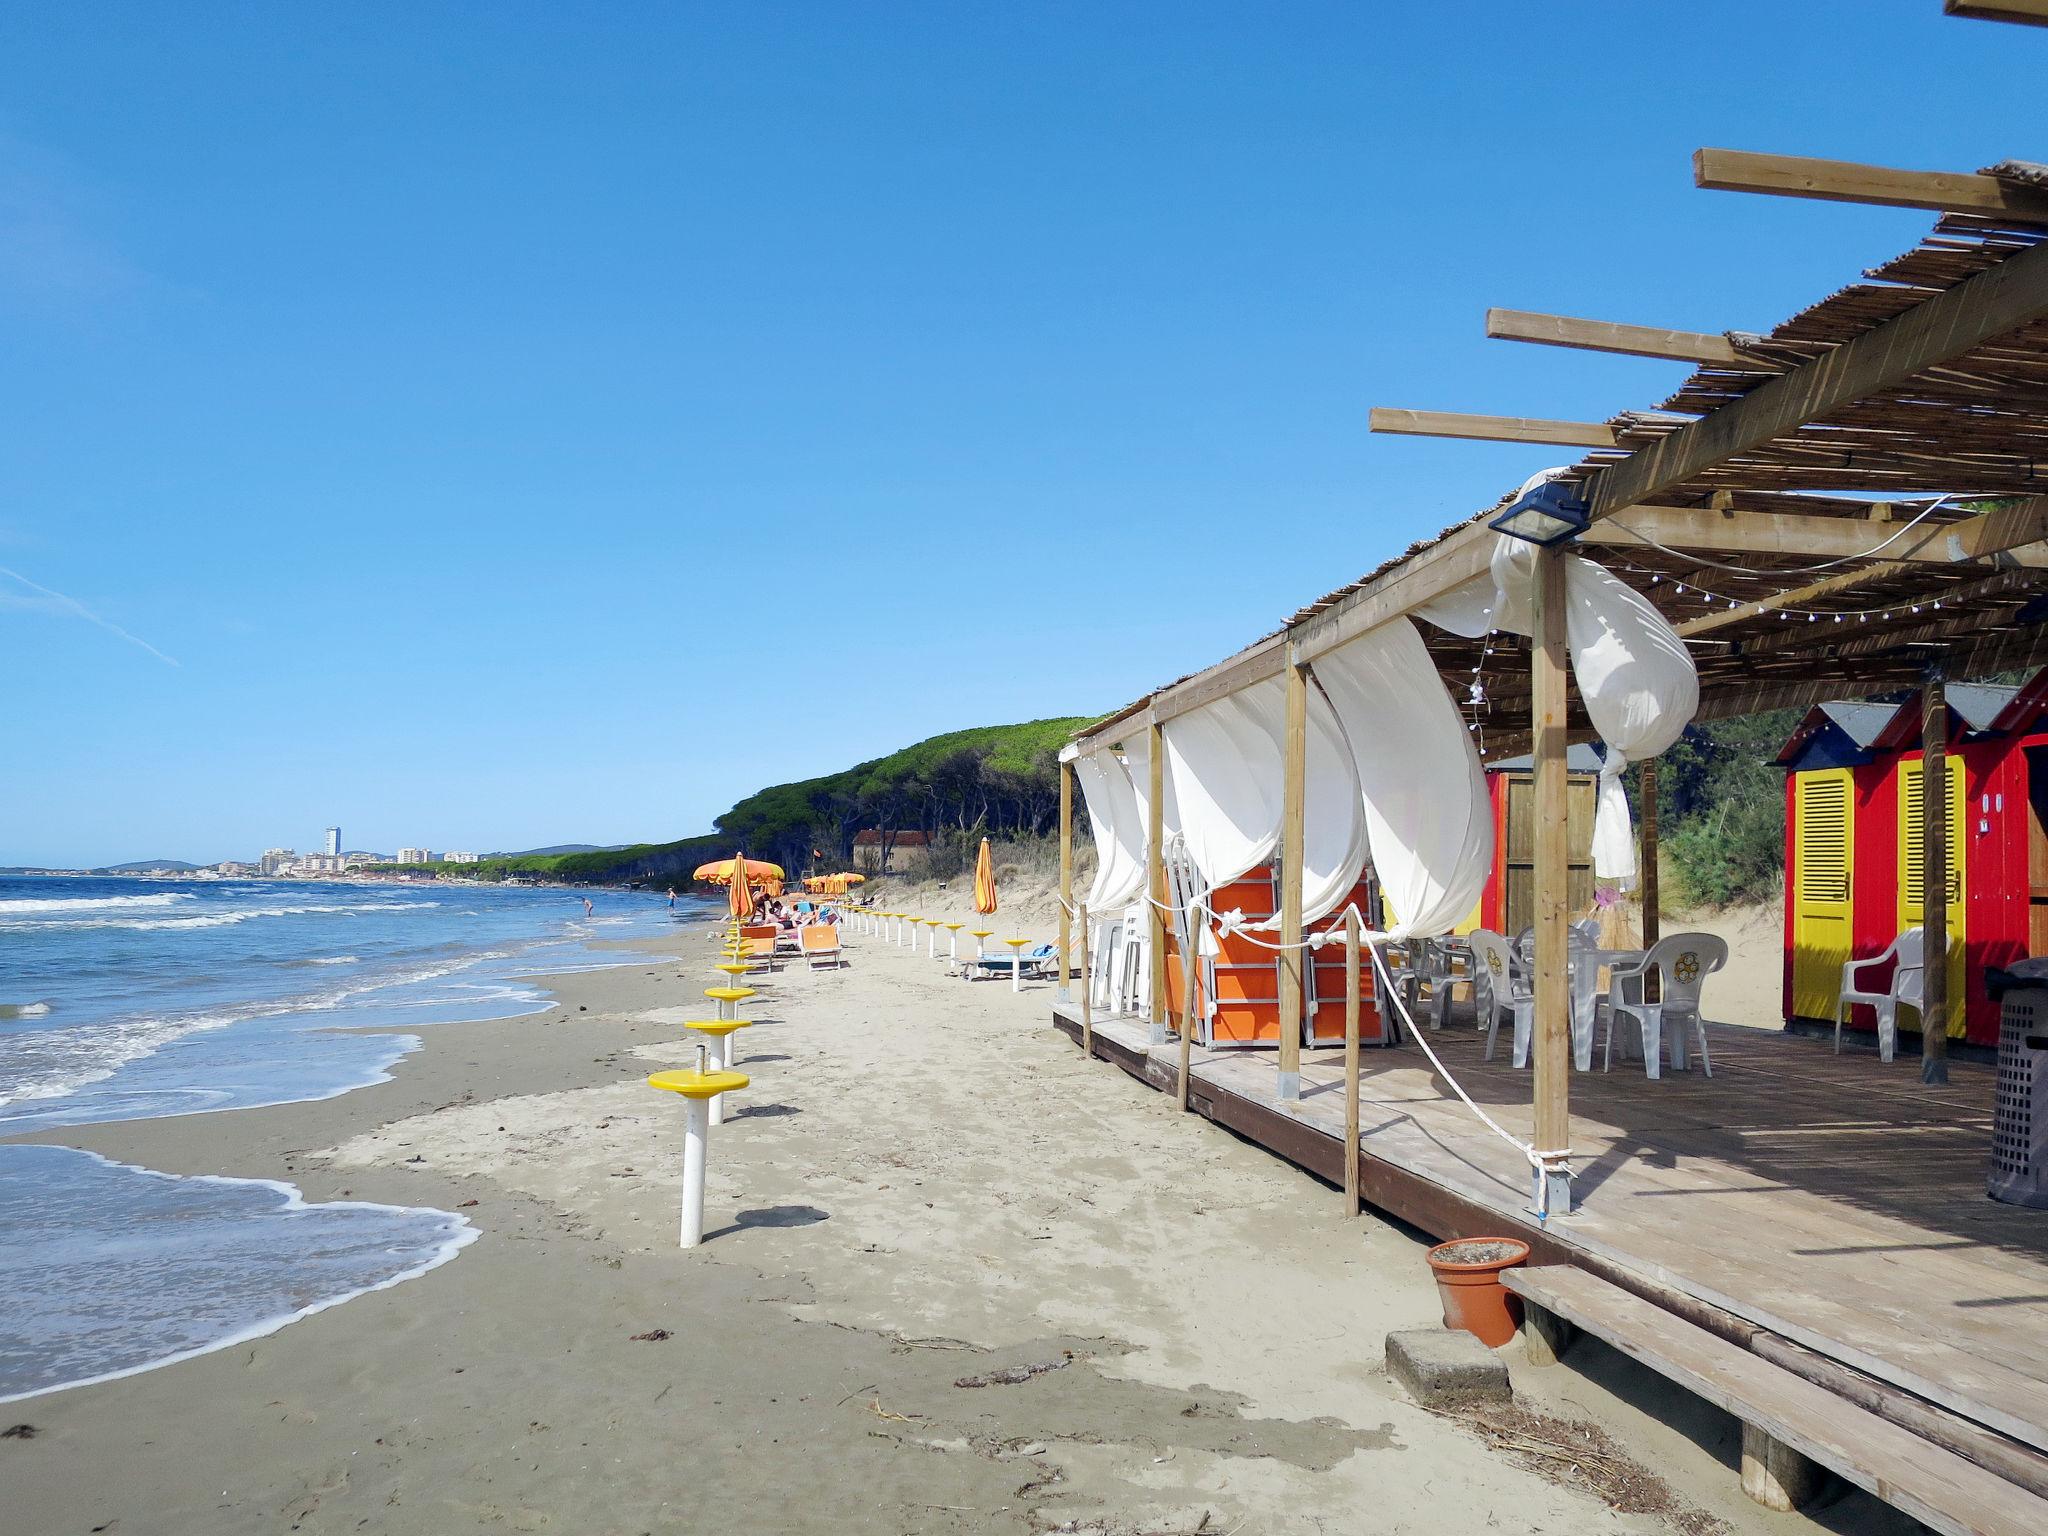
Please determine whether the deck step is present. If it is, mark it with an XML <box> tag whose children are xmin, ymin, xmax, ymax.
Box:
<box><xmin>1503</xmin><ymin>1265</ymin><xmax>2048</xmax><ymax>1536</ymax></box>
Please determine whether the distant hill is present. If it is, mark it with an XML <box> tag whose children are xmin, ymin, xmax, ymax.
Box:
<box><xmin>393</xmin><ymin>716</ymin><xmax>1097</xmax><ymax>888</ymax></box>
<box><xmin>93</xmin><ymin>860</ymin><xmax>202</xmax><ymax>874</ymax></box>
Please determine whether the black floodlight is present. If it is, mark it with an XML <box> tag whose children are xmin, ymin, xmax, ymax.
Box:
<box><xmin>1490</xmin><ymin>476</ymin><xmax>1591</xmax><ymax>547</ymax></box>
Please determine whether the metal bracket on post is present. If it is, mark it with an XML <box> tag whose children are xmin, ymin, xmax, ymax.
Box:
<box><xmin>1530</xmin><ymin>1157</ymin><xmax>1574</xmax><ymax>1220</ymax></box>
<box><xmin>1276</xmin><ymin>1070</ymin><xmax>1301</xmax><ymax>1102</ymax></box>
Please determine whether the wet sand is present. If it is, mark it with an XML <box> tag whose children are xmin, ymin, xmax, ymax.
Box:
<box><xmin>3</xmin><ymin>919</ymin><xmax>1883</xmax><ymax>1534</ymax></box>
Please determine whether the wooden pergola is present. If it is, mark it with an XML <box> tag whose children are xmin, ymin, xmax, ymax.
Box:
<box><xmin>1052</xmin><ymin>149</ymin><xmax>2048</xmax><ymax>1226</ymax></box>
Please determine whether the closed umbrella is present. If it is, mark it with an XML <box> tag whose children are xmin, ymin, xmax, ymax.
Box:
<box><xmin>728</xmin><ymin>852</ymin><xmax>756</xmax><ymax>921</ymax></box>
<box><xmin>972</xmin><ymin>838</ymin><xmax>998</xmax><ymax>916</ymax></box>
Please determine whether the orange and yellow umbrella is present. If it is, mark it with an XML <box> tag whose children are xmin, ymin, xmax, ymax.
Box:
<box><xmin>693</xmin><ymin>856</ymin><xmax>785</xmax><ymax>885</ymax></box>
<box><xmin>972</xmin><ymin>837</ymin><xmax>998</xmax><ymax>916</ymax></box>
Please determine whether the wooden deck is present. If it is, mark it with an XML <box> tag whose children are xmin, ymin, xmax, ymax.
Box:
<box><xmin>1050</xmin><ymin>1000</ymin><xmax>2048</xmax><ymax>1473</ymax></box>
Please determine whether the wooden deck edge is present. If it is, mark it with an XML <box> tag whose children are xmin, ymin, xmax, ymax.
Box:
<box><xmin>1047</xmin><ymin>1004</ymin><xmax>2048</xmax><ymax>1507</ymax></box>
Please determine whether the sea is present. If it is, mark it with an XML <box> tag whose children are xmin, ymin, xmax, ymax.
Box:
<box><xmin>0</xmin><ymin>874</ymin><xmax>700</xmax><ymax>1402</ymax></box>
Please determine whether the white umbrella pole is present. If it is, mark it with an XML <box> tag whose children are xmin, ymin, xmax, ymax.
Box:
<box><xmin>680</xmin><ymin>1097</ymin><xmax>709</xmax><ymax>1248</ymax></box>
<box><xmin>707</xmin><ymin>1034</ymin><xmax>728</xmax><ymax>1127</ymax></box>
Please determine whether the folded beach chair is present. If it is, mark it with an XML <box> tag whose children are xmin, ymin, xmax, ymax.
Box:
<box><xmin>800</xmin><ymin>922</ymin><xmax>844</xmax><ymax>970</ymax></box>
<box><xmin>965</xmin><ymin>943</ymin><xmax>1056</xmax><ymax>981</ymax></box>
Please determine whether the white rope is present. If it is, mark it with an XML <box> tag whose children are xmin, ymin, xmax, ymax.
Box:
<box><xmin>1135</xmin><ymin>889</ymin><xmax>1566</xmax><ymax>1170</ymax></box>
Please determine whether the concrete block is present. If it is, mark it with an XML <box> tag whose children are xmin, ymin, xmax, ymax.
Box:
<box><xmin>1385</xmin><ymin>1328</ymin><xmax>1513</xmax><ymax>1408</ymax></box>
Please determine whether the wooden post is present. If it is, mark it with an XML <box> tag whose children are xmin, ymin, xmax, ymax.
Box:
<box><xmin>1741</xmin><ymin>1424</ymin><xmax>1821</xmax><ymax>1513</ymax></box>
<box><xmin>1177</xmin><ymin>907</ymin><xmax>1198</xmax><ymax>1111</ymax></box>
<box><xmin>1147</xmin><ymin>724</ymin><xmax>1168</xmax><ymax>1047</ymax></box>
<box><xmin>1530</xmin><ymin>547</ymin><xmax>1573</xmax><ymax>1218</ymax></box>
<box><xmin>1344</xmin><ymin>906</ymin><xmax>1362</xmax><ymax>1216</ymax></box>
<box><xmin>1057</xmin><ymin>758</ymin><xmax>1074</xmax><ymax>1002</ymax></box>
<box><xmin>1640</xmin><ymin>757</ymin><xmax>1660</xmax><ymax>1004</ymax></box>
<box><xmin>1638</xmin><ymin>758</ymin><xmax>1660</xmax><ymax>951</ymax></box>
<box><xmin>1077</xmin><ymin>900</ymin><xmax>1092</xmax><ymax>1056</ymax></box>
<box><xmin>1276</xmin><ymin>647</ymin><xmax>1309</xmax><ymax>1101</ymax></box>
<box><xmin>1922</xmin><ymin>668</ymin><xmax>1951</xmax><ymax>1086</ymax></box>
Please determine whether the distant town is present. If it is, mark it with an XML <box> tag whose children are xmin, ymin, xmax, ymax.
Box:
<box><xmin>8</xmin><ymin>826</ymin><xmax>483</xmax><ymax>879</ymax></box>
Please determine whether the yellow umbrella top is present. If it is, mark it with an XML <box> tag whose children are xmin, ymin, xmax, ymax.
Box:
<box><xmin>694</xmin><ymin>856</ymin><xmax>785</xmax><ymax>884</ymax></box>
<box><xmin>972</xmin><ymin>837</ymin><xmax>998</xmax><ymax>916</ymax></box>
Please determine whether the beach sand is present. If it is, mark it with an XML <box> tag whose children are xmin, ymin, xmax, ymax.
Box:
<box><xmin>3</xmin><ymin>918</ymin><xmax>1885</xmax><ymax>1534</ymax></box>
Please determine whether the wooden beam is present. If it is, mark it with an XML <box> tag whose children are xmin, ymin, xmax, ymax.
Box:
<box><xmin>1640</xmin><ymin>758</ymin><xmax>1661</xmax><ymax>957</ymax></box>
<box><xmin>1147</xmin><ymin>724</ymin><xmax>1168</xmax><ymax>1048</ymax></box>
<box><xmin>1486</xmin><ymin>307</ymin><xmax>1751</xmax><ymax>366</ymax></box>
<box><xmin>1922</xmin><ymin>671</ymin><xmax>1952</xmax><ymax>1086</ymax></box>
<box><xmin>1585</xmin><ymin>498</ymin><xmax>2048</xmax><ymax>568</ymax></box>
<box><xmin>1586</xmin><ymin>232</ymin><xmax>2048</xmax><ymax>518</ymax></box>
<box><xmin>1343</xmin><ymin>907</ymin><xmax>1362</xmax><ymax>1218</ymax></box>
<box><xmin>1945</xmin><ymin>0</ymin><xmax>2048</xmax><ymax>27</ymax></box>
<box><xmin>1297</xmin><ymin>520</ymin><xmax>1498</xmax><ymax>663</ymax></box>
<box><xmin>1151</xmin><ymin>636</ymin><xmax>1286</xmax><ymax>729</ymax></box>
<box><xmin>1057</xmin><ymin>758</ymin><xmax>1074</xmax><ymax>1001</ymax></box>
<box><xmin>1694</xmin><ymin>147</ymin><xmax>2048</xmax><ymax>222</ymax></box>
<box><xmin>1177</xmin><ymin>902</ymin><xmax>1198</xmax><ymax>1112</ymax></box>
<box><xmin>1077</xmin><ymin>899</ymin><xmax>1093</xmax><ymax>1056</ymax></box>
<box><xmin>1370</xmin><ymin>407</ymin><xmax>1619</xmax><ymax>449</ymax></box>
<box><xmin>1530</xmin><ymin>548</ymin><xmax>1573</xmax><ymax>1218</ymax></box>
<box><xmin>1276</xmin><ymin>649</ymin><xmax>1308</xmax><ymax>1100</ymax></box>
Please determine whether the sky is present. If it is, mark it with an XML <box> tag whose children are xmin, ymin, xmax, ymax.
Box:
<box><xmin>3</xmin><ymin>2</ymin><xmax>2042</xmax><ymax>867</ymax></box>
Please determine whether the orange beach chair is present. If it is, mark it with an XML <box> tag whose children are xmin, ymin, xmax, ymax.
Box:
<box><xmin>800</xmin><ymin>923</ymin><xmax>844</xmax><ymax>970</ymax></box>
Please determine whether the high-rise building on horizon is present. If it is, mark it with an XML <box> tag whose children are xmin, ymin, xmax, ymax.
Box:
<box><xmin>324</xmin><ymin>826</ymin><xmax>341</xmax><ymax>858</ymax></box>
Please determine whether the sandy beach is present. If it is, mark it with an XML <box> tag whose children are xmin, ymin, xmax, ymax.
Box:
<box><xmin>2</xmin><ymin>918</ymin><xmax>1898</xmax><ymax>1535</ymax></box>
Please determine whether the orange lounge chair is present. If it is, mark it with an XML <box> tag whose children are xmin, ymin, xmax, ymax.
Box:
<box><xmin>800</xmin><ymin>922</ymin><xmax>844</xmax><ymax>970</ymax></box>
<box><xmin>740</xmin><ymin>923</ymin><xmax>782</xmax><ymax>972</ymax></box>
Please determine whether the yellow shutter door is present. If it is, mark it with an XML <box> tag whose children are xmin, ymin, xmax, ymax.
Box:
<box><xmin>1791</xmin><ymin>770</ymin><xmax>1854</xmax><ymax>1021</ymax></box>
<box><xmin>1897</xmin><ymin>757</ymin><xmax>1967</xmax><ymax>1035</ymax></box>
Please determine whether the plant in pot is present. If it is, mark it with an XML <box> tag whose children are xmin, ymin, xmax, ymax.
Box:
<box><xmin>1425</xmin><ymin>1236</ymin><xmax>1531</xmax><ymax>1347</ymax></box>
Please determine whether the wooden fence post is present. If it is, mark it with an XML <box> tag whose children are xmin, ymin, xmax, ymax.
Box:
<box><xmin>1344</xmin><ymin>906</ymin><xmax>1362</xmax><ymax>1216</ymax></box>
<box><xmin>1531</xmin><ymin>547</ymin><xmax>1574</xmax><ymax>1217</ymax></box>
<box><xmin>1057</xmin><ymin>757</ymin><xmax>1074</xmax><ymax>1003</ymax></box>
<box><xmin>1277</xmin><ymin>647</ymin><xmax>1309</xmax><ymax>1102</ymax></box>
<box><xmin>1922</xmin><ymin>667</ymin><xmax>1951</xmax><ymax>1086</ymax></box>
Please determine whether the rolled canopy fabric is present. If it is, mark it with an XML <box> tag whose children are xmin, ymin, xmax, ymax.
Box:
<box><xmin>1224</xmin><ymin>675</ymin><xmax>1367</xmax><ymax>925</ymax></box>
<box><xmin>1076</xmin><ymin>748</ymin><xmax>1145</xmax><ymax>912</ymax></box>
<box><xmin>1417</xmin><ymin>498</ymin><xmax>1699</xmax><ymax>889</ymax></box>
<box><xmin>1313</xmin><ymin>617</ymin><xmax>1493</xmax><ymax>940</ymax></box>
<box><xmin>1161</xmin><ymin>690</ymin><xmax>1283</xmax><ymax>892</ymax></box>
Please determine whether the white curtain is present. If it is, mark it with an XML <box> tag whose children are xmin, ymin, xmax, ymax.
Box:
<box><xmin>1076</xmin><ymin>750</ymin><xmax>1145</xmax><ymax>912</ymax></box>
<box><xmin>1162</xmin><ymin>691</ymin><xmax>1283</xmax><ymax>891</ymax></box>
<box><xmin>1314</xmin><ymin>617</ymin><xmax>1494</xmax><ymax>939</ymax></box>
<box><xmin>1303</xmin><ymin>683</ymin><xmax>1370</xmax><ymax>923</ymax></box>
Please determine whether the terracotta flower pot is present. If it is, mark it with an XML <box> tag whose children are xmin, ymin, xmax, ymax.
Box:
<box><xmin>1425</xmin><ymin>1236</ymin><xmax>1531</xmax><ymax>1347</ymax></box>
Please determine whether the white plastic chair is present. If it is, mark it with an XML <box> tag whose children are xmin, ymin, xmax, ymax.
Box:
<box><xmin>1510</xmin><ymin>924</ymin><xmax>1601</xmax><ymax>1069</ymax></box>
<box><xmin>1470</xmin><ymin>930</ymin><xmax>1524</xmax><ymax>1058</ymax></box>
<box><xmin>1604</xmin><ymin>933</ymin><xmax>1727</xmax><ymax>1079</ymax></box>
<box><xmin>1835</xmin><ymin>927</ymin><xmax>1935</xmax><ymax>1064</ymax></box>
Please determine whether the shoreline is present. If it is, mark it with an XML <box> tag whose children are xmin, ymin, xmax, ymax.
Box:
<box><xmin>3</xmin><ymin>922</ymin><xmax>1882</xmax><ymax>1535</ymax></box>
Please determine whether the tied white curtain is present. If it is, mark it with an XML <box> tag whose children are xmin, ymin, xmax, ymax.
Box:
<box><xmin>1315</xmin><ymin>618</ymin><xmax>1494</xmax><ymax>939</ymax></box>
<box><xmin>1417</xmin><ymin>478</ymin><xmax>1698</xmax><ymax>890</ymax></box>
<box><xmin>1161</xmin><ymin>691</ymin><xmax>1283</xmax><ymax>891</ymax></box>
<box><xmin>1075</xmin><ymin>749</ymin><xmax>1145</xmax><ymax>912</ymax></box>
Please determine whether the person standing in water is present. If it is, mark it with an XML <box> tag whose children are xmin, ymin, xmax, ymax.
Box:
<box><xmin>666</xmin><ymin>887</ymin><xmax>676</xmax><ymax>910</ymax></box>
<box><xmin>582</xmin><ymin>897</ymin><xmax>594</xmax><ymax>917</ymax></box>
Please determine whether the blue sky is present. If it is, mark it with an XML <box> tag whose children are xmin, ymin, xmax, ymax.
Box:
<box><xmin>3</xmin><ymin>3</ymin><xmax>2040</xmax><ymax>866</ymax></box>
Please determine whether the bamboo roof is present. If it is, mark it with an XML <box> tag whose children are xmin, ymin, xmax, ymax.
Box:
<box><xmin>1072</xmin><ymin>204</ymin><xmax>2048</xmax><ymax>757</ymax></box>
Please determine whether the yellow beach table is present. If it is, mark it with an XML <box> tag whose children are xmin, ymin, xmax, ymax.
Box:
<box><xmin>682</xmin><ymin>1018</ymin><xmax>753</xmax><ymax>1126</ymax></box>
<box><xmin>970</xmin><ymin>929</ymin><xmax>992</xmax><ymax>959</ymax></box>
<box><xmin>925</xmin><ymin>919</ymin><xmax>942</xmax><ymax>959</ymax></box>
<box><xmin>945</xmin><ymin>922</ymin><xmax>964</xmax><ymax>962</ymax></box>
<box><xmin>649</xmin><ymin>1065</ymin><xmax>750</xmax><ymax>1248</ymax></box>
<box><xmin>705</xmin><ymin>985</ymin><xmax>756</xmax><ymax>1021</ymax></box>
<box><xmin>1003</xmin><ymin>937</ymin><xmax>1032</xmax><ymax>994</ymax></box>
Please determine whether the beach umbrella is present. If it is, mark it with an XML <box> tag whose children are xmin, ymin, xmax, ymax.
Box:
<box><xmin>728</xmin><ymin>853</ymin><xmax>756</xmax><ymax>921</ymax></box>
<box><xmin>692</xmin><ymin>856</ymin><xmax>785</xmax><ymax>885</ymax></box>
<box><xmin>972</xmin><ymin>837</ymin><xmax>998</xmax><ymax>916</ymax></box>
